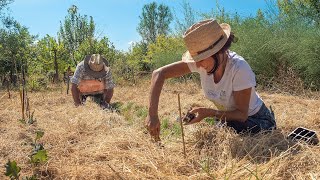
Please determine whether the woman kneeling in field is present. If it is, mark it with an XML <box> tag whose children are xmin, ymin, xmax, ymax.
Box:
<box><xmin>145</xmin><ymin>19</ymin><xmax>276</xmax><ymax>140</ymax></box>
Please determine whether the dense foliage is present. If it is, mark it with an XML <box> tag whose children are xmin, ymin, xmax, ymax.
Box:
<box><xmin>0</xmin><ymin>0</ymin><xmax>319</xmax><ymax>90</ymax></box>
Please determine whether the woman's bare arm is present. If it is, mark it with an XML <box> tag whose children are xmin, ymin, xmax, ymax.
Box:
<box><xmin>187</xmin><ymin>87</ymin><xmax>252</xmax><ymax>124</ymax></box>
<box><xmin>146</xmin><ymin>61</ymin><xmax>191</xmax><ymax>139</ymax></box>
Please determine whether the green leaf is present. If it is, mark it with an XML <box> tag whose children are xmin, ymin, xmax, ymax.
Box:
<box><xmin>35</xmin><ymin>131</ymin><xmax>44</xmax><ymax>142</ymax></box>
<box><xmin>4</xmin><ymin>160</ymin><xmax>21</xmax><ymax>179</ymax></box>
<box><xmin>31</xmin><ymin>150</ymin><xmax>48</xmax><ymax>164</ymax></box>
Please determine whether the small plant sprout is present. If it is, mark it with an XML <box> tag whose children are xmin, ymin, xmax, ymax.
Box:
<box><xmin>35</xmin><ymin>130</ymin><xmax>44</xmax><ymax>144</ymax></box>
<box><xmin>4</xmin><ymin>160</ymin><xmax>21</xmax><ymax>180</ymax></box>
<box><xmin>27</xmin><ymin>111</ymin><xmax>36</xmax><ymax>125</ymax></box>
<box><xmin>18</xmin><ymin>110</ymin><xmax>36</xmax><ymax>125</ymax></box>
<box><xmin>31</xmin><ymin>150</ymin><xmax>48</xmax><ymax>164</ymax></box>
<box><xmin>30</xmin><ymin>130</ymin><xmax>48</xmax><ymax>165</ymax></box>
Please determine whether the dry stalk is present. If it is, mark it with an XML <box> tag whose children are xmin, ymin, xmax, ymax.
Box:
<box><xmin>19</xmin><ymin>88</ymin><xmax>25</xmax><ymax>120</ymax></box>
<box><xmin>6</xmin><ymin>80</ymin><xmax>10</xmax><ymax>98</ymax></box>
<box><xmin>178</xmin><ymin>93</ymin><xmax>187</xmax><ymax>158</ymax></box>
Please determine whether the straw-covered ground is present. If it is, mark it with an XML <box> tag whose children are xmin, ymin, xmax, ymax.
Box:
<box><xmin>0</xmin><ymin>80</ymin><xmax>320</xmax><ymax>179</ymax></box>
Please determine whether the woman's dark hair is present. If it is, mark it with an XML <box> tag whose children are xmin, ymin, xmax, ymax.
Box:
<box><xmin>208</xmin><ymin>32</ymin><xmax>236</xmax><ymax>75</ymax></box>
<box><xmin>218</xmin><ymin>32</ymin><xmax>236</xmax><ymax>53</ymax></box>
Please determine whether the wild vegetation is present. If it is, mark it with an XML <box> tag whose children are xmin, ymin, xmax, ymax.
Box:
<box><xmin>0</xmin><ymin>0</ymin><xmax>319</xmax><ymax>90</ymax></box>
<box><xmin>0</xmin><ymin>0</ymin><xmax>320</xmax><ymax>179</ymax></box>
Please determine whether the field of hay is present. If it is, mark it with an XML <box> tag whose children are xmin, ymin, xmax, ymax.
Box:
<box><xmin>0</xmin><ymin>80</ymin><xmax>320</xmax><ymax>179</ymax></box>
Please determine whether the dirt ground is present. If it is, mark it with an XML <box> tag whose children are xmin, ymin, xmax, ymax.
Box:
<box><xmin>0</xmin><ymin>80</ymin><xmax>319</xmax><ymax>179</ymax></box>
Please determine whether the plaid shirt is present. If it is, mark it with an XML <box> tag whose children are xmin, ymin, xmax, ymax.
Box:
<box><xmin>70</xmin><ymin>61</ymin><xmax>115</xmax><ymax>89</ymax></box>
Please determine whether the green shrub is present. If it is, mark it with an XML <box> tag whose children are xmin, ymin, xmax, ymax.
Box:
<box><xmin>27</xmin><ymin>75</ymin><xmax>48</xmax><ymax>91</ymax></box>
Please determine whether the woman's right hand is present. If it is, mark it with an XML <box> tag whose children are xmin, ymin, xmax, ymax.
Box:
<box><xmin>145</xmin><ymin>61</ymin><xmax>191</xmax><ymax>142</ymax></box>
<box><xmin>145</xmin><ymin>115</ymin><xmax>161</xmax><ymax>141</ymax></box>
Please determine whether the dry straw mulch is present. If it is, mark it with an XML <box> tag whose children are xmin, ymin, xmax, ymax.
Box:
<box><xmin>0</xmin><ymin>81</ymin><xmax>320</xmax><ymax>179</ymax></box>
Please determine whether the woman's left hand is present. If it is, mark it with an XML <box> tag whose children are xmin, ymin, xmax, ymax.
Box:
<box><xmin>185</xmin><ymin>107</ymin><xmax>215</xmax><ymax>125</ymax></box>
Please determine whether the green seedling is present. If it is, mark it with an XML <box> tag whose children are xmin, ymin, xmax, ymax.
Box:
<box><xmin>4</xmin><ymin>160</ymin><xmax>37</xmax><ymax>180</ymax></box>
<box><xmin>4</xmin><ymin>160</ymin><xmax>21</xmax><ymax>180</ymax></box>
<box><xmin>27</xmin><ymin>111</ymin><xmax>36</xmax><ymax>125</ymax></box>
<box><xmin>30</xmin><ymin>131</ymin><xmax>48</xmax><ymax>165</ymax></box>
<box><xmin>34</xmin><ymin>130</ymin><xmax>44</xmax><ymax>143</ymax></box>
<box><xmin>18</xmin><ymin>111</ymin><xmax>36</xmax><ymax>125</ymax></box>
<box><xmin>31</xmin><ymin>150</ymin><xmax>48</xmax><ymax>164</ymax></box>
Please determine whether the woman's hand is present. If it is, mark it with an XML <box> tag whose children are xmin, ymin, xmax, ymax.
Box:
<box><xmin>145</xmin><ymin>61</ymin><xmax>191</xmax><ymax>141</ymax></box>
<box><xmin>145</xmin><ymin>115</ymin><xmax>161</xmax><ymax>141</ymax></box>
<box><xmin>185</xmin><ymin>107</ymin><xmax>215</xmax><ymax>125</ymax></box>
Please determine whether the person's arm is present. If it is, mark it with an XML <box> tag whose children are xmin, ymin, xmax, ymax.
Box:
<box><xmin>70</xmin><ymin>62</ymin><xmax>83</xmax><ymax>107</ymax></box>
<box><xmin>71</xmin><ymin>83</ymin><xmax>81</xmax><ymax>106</ymax></box>
<box><xmin>186</xmin><ymin>87</ymin><xmax>251</xmax><ymax>124</ymax></box>
<box><xmin>103</xmin><ymin>88</ymin><xmax>114</xmax><ymax>103</ymax></box>
<box><xmin>145</xmin><ymin>61</ymin><xmax>191</xmax><ymax>140</ymax></box>
<box><xmin>103</xmin><ymin>68</ymin><xmax>115</xmax><ymax>104</ymax></box>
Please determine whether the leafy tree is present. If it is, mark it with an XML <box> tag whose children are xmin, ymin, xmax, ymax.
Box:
<box><xmin>75</xmin><ymin>36</ymin><xmax>117</xmax><ymax>65</ymax></box>
<box><xmin>0</xmin><ymin>0</ymin><xmax>13</xmax><ymax>16</ymax></box>
<box><xmin>277</xmin><ymin>0</ymin><xmax>320</xmax><ymax>26</ymax></box>
<box><xmin>58</xmin><ymin>5</ymin><xmax>95</xmax><ymax>65</ymax></box>
<box><xmin>34</xmin><ymin>35</ymin><xmax>67</xmax><ymax>83</ymax></box>
<box><xmin>137</xmin><ymin>2</ymin><xmax>173</xmax><ymax>44</ymax></box>
<box><xmin>174</xmin><ymin>0</ymin><xmax>198</xmax><ymax>35</ymax></box>
<box><xmin>127</xmin><ymin>41</ymin><xmax>149</xmax><ymax>72</ymax></box>
<box><xmin>147</xmin><ymin>35</ymin><xmax>185</xmax><ymax>69</ymax></box>
<box><xmin>0</xmin><ymin>19</ymin><xmax>35</xmax><ymax>85</ymax></box>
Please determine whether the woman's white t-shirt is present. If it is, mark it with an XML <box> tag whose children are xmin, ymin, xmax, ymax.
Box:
<box><xmin>186</xmin><ymin>51</ymin><xmax>263</xmax><ymax>116</ymax></box>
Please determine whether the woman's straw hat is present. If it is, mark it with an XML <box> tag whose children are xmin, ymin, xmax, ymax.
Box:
<box><xmin>182</xmin><ymin>19</ymin><xmax>231</xmax><ymax>62</ymax></box>
<box><xmin>84</xmin><ymin>54</ymin><xmax>109</xmax><ymax>78</ymax></box>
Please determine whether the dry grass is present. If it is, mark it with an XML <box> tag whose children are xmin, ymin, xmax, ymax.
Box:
<box><xmin>0</xmin><ymin>80</ymin><xmax>320</xmax><ymax>179</ymax></box>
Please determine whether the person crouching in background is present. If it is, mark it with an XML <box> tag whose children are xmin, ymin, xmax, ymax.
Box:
<box><xmin>71</xmin><ymin>54</ymin><xmax>115</xmax><ymax>109</ymax></box>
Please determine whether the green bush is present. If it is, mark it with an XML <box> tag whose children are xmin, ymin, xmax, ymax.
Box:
<box><xmin>231</xmin><ymin>17</ymin><xmax>320</xmax><ymax>89</ymax></box>
<box><xmin>27</xmin><ymin>75</ymin><xmax>48</xmax><ymax>91</ymax></box>
<box><xmin>147</xmin><ymin>35</ymin><xmax>185</xmax><ymax>69</ymax></box>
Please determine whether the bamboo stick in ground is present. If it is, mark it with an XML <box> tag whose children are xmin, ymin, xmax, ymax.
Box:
<box><xmin>19</xmin><ymin>89</ymin><xmax>24</xmax><ymax>120</ymax></box>
<box><xmin>178</xmin><ymin>93</ymin><xmax>186</xmax><ymax>158</ymax></box>
<box><xmin>6</xmin><ymin>80</ymin><xmax>10</xmax><ymax>98</ymax></box>
<box><xmin>67</xmin><ymin>76</ymin><xmax>70</xmax><ymax>94</ymax></box>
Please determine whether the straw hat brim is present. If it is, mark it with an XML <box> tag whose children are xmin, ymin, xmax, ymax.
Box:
<box><xmin>84</xmin><ymin>55</ymin><xmax>109</xmax><ymax>79</ymax></box>
<box><xmin>182</xmin><ymin>23</ymin><xmax>231</xmax><ymax>62</ymax></box>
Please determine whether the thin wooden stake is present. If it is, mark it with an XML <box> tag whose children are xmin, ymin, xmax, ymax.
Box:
<box><xmin>178</xmin><ymin>93</ymin><xmax>186</xmax><ymax>158</ymax></box>
<box><xmin>6</xmin><ymin>80</ymin><xmax>10</xmax><ymax>98</ymax></box>
<box><xmin>26</xmin><ymin>97</ymin><xmax>30</xmax><ymax>119</ymax></box>
<box><xmin>66</xmin><ymin>76</ymin><xmax>70</xmax><ymax>94</ymax></box>
<box><xmin>19</xmin><ymin>89</ymin><xmax>24</xmax><ymax>120</ymax></box>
